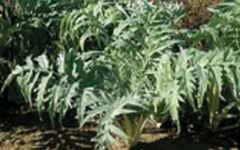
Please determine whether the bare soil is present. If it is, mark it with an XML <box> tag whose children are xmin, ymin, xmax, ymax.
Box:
<box><xmin>0</xmin><ymin>104</ymin><xmax>239</xmax><ymax>150</ymax></box>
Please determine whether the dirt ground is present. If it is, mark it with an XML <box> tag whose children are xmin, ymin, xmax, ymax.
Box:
<box><xmin>0</xmin><ymin>104</ymin><xmax>239</xmax><ymax>150</ymax></box>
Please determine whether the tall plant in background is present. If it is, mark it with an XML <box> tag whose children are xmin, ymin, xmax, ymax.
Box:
<box><xmin>0</xmin><ymin>0</ymin><xmax>85</xmax><ymax>99</ymax></box>
<box><xmin>58</xmin><ymin>0</ymin><xmax>125</xmax><ymax>51</ymax></box>
<box><xmin>179</xmin><ymin>0</ymin><xmax>240</xmax><ymax>50</ymax></box>
<box><xmin>208</xmin><ymin>0</ymin><xmax>240</xmax><ymax>49</ymax></box>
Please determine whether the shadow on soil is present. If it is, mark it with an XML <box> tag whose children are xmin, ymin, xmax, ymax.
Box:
<box><xmin>133</xmin><ymin>136</ymin><xmax>239</xmax><ymax>150</ymax></box>
<box><xmin>34</xmin><ymin>129</ymin><xmax>95</xmax><ymax>150</ymax></box>
<box><xmin>0</xmin><ymin>104</ymin><xmax>95</xmax><ymax>150</ymax></box>
<box><xmin>0</xmin><ymin>103</ymin><xmax>239</xmax><ymax>150</ymax></box>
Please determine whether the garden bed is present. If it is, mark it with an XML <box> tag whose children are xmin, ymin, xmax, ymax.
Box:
<box><xmin>0</xmin><ymin>105</ymin><xmax>239</xmax><ymax>150</ymax></box>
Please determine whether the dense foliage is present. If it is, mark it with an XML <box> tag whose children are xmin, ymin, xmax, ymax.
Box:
<box><xmin>1</xmin><ymin>0</ymin><xmax>240</xmax><ymax>149</ymax></box>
